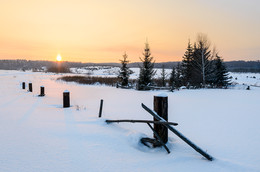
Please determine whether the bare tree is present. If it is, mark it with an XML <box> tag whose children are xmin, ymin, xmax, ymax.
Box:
<box><xmin>192</xmin><ymin>33</ymin><xmax>214</xmax><ymax>87</ymax></box>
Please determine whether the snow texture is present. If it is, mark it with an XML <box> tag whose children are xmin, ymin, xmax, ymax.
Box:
<box><xmin>0</xmin><ymin>70</ymin><xmax>260</xmax><ymax>172</ymax></box>
<box><xmin>156</xmin><ymin>93</ymin><xmax>168</xmax><ymax>97</ymax></box>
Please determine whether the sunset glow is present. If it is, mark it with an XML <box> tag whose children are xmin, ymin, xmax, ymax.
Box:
<box><xmin>56</xmin><ymin>54</ymin><xmax>62</xmax><ymax>62</ymax></box>
<box><xmin>0</xmin><ymin>0</ymin><xmax>259</xmax><ymax>62</ymax></box>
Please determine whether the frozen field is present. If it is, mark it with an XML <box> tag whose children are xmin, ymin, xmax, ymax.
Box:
<box><xmin>70</xmin><ymin>66</ymin><xmax>170</xmax><ymax>79</ymax></box>
<box><xmin>0</xmin><ymin>70</ymin><xmax>260</xmax><ymax>172</ymax></box>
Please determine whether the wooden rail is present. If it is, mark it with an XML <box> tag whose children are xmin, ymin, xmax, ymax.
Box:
<box><xmin>105</xmin><ymin>119</ymin><xmax>178</xmax><ymax>126</ymax></box>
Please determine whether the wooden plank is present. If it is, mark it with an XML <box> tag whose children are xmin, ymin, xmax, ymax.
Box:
<box><xmin>147</xmin><ymin>123</ymin><xmax>170</xmax><ymax>154</ymax></box>
<box><xmin>105</xmin><ymin>119</ymin><xmax>178</xmax><ymax>126</ymax></box>
<box><xmin>142</xmin><ymin>103</ymin><xmax>213</xmax><ymax>161</ymax></box>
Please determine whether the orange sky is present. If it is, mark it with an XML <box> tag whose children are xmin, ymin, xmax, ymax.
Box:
<box><xmin>0</xmin><ymin>0</ymin><xmax>259</xmax><ymax>62</ymax></box>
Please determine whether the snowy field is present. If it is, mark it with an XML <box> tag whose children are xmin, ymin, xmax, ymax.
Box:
<box><xmin>70</xmin><ymin>66</ymin><xmax>170</xmax><ymax>79</ymax></box>
<box><xmin>0</xmin><ymin>70</ymin><xmax>260</xmax><ymax>172</ymax></box>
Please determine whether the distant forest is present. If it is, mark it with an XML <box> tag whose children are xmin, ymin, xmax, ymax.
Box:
<box><xmin>0</xmin><ymin>59</ymin><xmax>260</xmax><ymax>73</ymax></box>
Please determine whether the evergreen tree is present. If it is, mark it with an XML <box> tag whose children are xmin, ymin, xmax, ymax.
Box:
<box><xmin>175</xmin><ymin>63</ymin><xmax>183</xmax><ymax>88</ymax></box>
<box><xmin>212</xmin><ymin>54</ymin><xmax>229</xmax><ymax>87</ymax></box>
<box><xmin>169</xmin><ymin>63</ymin><xmax>182</xmax><ymax>90</ymax></box>
<box><xmin>118</xmin><ymin>52</ymin><xmax>132</xmax><ymax>87</ymax></box>
<box><xmin>138</xmin><ymin>41</ymin><xmax>155</xmax><ymax>90</ymax></box>
<box><xmin>169</xmin><ymin>66</ymin><xmax>176</xmax><ymax>90</ymax></box>
<box><xmin>160</xmin><ymin>65</ymin><xmax>167</xmax><ymax>87</ymax></box>
<box><xmin>182</xmin><ymin>39</ymin><xmax>193</xmax><ymax>87</ymax></box>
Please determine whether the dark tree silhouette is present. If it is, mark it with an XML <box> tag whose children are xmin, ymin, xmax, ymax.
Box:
<box><xmin>169</xmin><ymin>66</ymin><xmax>176</xmax><ymax>90</ymax></box>
<box><xmin>160</xmin><ymin>65</ymin><xmax>167</xmax><ymax>87</ymax></box>
<box><xmin>169</xmin><ymin>63</ymin><xmax>182</xmax><ymax>90</ymax></box>
<box><xmin>212</xmin><ymin>54</ymin><xmax>230</xmax><ymax>87</ymax></box>
<box><xmin>182</xmin><ymin>39</ymin><xmax>193</xmax><ymax>88</ymax></box>
<box><xmin>118</xmin><ymin>52</ymin><xmax>132</xmax><ymax>87</ymax></box>
<box><xmin>138</xmin><ymin>41</ymin><xmax>155</xmax><ymax>90</ymax></box>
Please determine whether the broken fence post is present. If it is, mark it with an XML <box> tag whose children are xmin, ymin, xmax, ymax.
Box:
<box><xmin>63</xmin><ymin>90</ymin><xmax>70</xmax><ymax>108</ymax></box>
<box><xmin>22</xmin><ymin>82</ymin><xmax>25</xmax><ymax>89</ymax></box>
<box><xmin>28</xmin><ymin>83</ymin><xmax>33</xmax><ymax>92</ymax></box>
<box><xmin>154</xmin><ymin>94</ymin><xmax>168</xmax><ymax>146</ymax></box>
<box><xmin>142</xmin><ymin>103</ymin><xmax>213</xmax><ymax>161</ymax></box>
<box><xmin>99</xmin><ymin>99</ymin><xmax>104</xmax><ymax>118</ymax></box>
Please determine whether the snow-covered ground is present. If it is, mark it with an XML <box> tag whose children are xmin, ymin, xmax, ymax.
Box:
<box><xmin>70</xmin><ymin>66</ymin><xmax>260</xmax><ymax>87</ymax></box>
<box><xmin>0</xmin><ymin>70</ymin><xmax>260</xmax><ymax>172</ymax></box>
<box><xmin>70</xmin><ymin>66</ymin><xmax>172</xmax><ymax>79</ymax></box>
<box><xmin>230</xmin><ymin>72</ymin><xmax>260</xmax><ymax>87</ymax></box>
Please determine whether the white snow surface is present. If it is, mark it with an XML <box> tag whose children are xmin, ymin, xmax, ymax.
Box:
<box><xmin>0</xmin><ymin>70</ymin><xmax>260</xmax><ymax>172</ymax></box>
<box><xmin>70</xmin><ymin>66</ymin><xmax>172</xmax><ymax>79</ymax></box>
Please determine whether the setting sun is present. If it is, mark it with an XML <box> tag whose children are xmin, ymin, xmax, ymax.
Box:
<box><xmin>56</xmin><ymin>54</ymin><xmax>62</xmax><ymax>62</ymax></box>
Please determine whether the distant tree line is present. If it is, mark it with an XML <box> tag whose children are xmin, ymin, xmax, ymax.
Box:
<box><xmin>225</xmin><ymin>61</ymin><xmax>260</xmax><ymax>72</ymax></box>
<box><xmin>0</xmin><ymin>59</ymin><xmax>259</xmax><ymax>73</ymax></box>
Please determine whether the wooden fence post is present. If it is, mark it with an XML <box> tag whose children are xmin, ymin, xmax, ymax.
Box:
<box><xmin>39</xmin><ymin>86</ymin><xmax>45</xmax><ymax>96</ymax></box>
<box><xmin>29</xmin><ymin>83</ymin><xmax>33</xmax><ymax>92</ymax></box>
<box><xmin>154</xmin><ymin>94</ymin><xmax>168</xmax><ymax>146</ymax></box>
<box><xmin>22</xmin><ymin>82</ymin><xmax>25</xmax><ymax>89</ymax></box>
<box><xmin>99</xmin><ymin>99</ymin><xmax>104</xmax><ymax>118</ymax></box>
<box><xmin>63</xmin><ymin>90</ymin><xmax>70</xmax><ymax>108</ymax></box>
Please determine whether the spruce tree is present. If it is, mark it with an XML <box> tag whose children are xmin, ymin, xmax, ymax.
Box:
<box><xmin>175</xmin><ymin>63</ymin><xmax>183</xmax><ymax>89</ymax></box>
<box><xmin>160</xmin><ymin>65</ymin><xmax>167</xmax><ymax>87</ymax></box>
<box><xmin>182</xmin><ymin>39</ymin><xmax>193</xmax><ymax>87</ymax></box>
<box><xmin>169</xmin><ymin>63</ymin><xmax>182</xmax><ymax>90</ymax></box>
<box><xmin>213</xmin><ymin>54</ymin><xmax>229</xmax><ymax>87</ymax></box>
<box><xmin>118</xmin><ymin>52</ymin><xmax>132</xmax><ymax>87</ymax></box>
<box><xmin>138</xmin><ymin>41</ymin><xmax>155</xmax><ymax>90</ymax></box>
<box><xmin>169</xmin><ymin>66</ymin><xmax>176</xmax><ymax>90</ymax></box>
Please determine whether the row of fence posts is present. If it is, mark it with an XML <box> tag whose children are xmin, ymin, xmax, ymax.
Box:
<box><xmin>22</xmin><ymin>82</ymin><xmax>45</xmax><ymax>96</ymax></box>
<box><xmin>22</xmin><ymin>82</ymin><xmax>165</xmax><ymax>141</ymax></box>
<box><xmin>22</xmin><ymin>81</ymin><xmax>164</xmax><ymax>141</ymax></box>
<box><xmin>22</xmin><ymin>81</ymin><xmax>163</xmax><ymax>140</ymax></box>
<box><xmin>22</xmin><ymin>82</ymin><xmax>34</xmax><ymax>93</ymax></box>
<box><xmin>21</xmin><ymin>82</ymin><xmax>104</xmax><ymax>116</ymax></box>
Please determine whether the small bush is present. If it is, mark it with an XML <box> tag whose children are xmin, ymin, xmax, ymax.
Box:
<box><xmin>47</xmin><ymin>64</ymin><xmax>70</xmax><ymax>73</ymax></box>
<box><xmin>58</xmin><ymin>76</ymin><xmax>119</xmax><ymax>86</ymax></box>
<box><xmin>153</xmin><ymin>78</ymin><xmax>170</xmax><ymax>87</ymax></box>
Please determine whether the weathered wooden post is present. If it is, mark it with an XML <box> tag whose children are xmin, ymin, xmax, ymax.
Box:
<box><xmin>39</xmin><ymin>86</ymin><xmax>45</xmax><ymax>96</ymax></box>
<box><xmin>63</xmin><ymin>90</ymin><xmax>70</xmax><ymax>108</ymax></box>
<box><xmin>99</xmin><ymin>99</ymin><xmax>104</xmax><ymax>118</ymax></box>
<box><xmin>154</xmin><ymin>94</ymin><xmax>168</xmax><ymax>146</ymax></box>
<box><xmin>28</xmin><ymin>83</ymin><xmax>33</xmax><ymax>92</ymax></box>
<box><xmin>22</xmin><ymin>82</ymin><xmax>25</xmax><ymax>89</ymax></box>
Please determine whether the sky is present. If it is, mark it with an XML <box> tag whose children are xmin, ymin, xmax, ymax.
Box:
<box><xmin>0</xmin><ymin>0</ymin><xmax>259</xmax><ymax>62</ymax></box>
